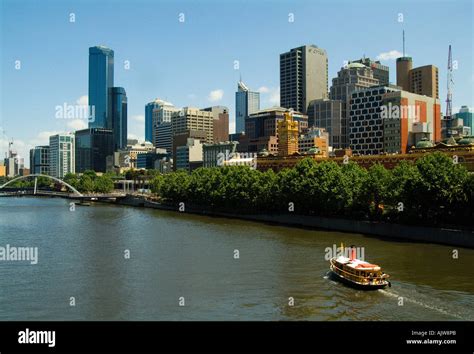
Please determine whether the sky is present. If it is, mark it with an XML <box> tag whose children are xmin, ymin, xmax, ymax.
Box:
<box><xmin>1</xmin><ymin>0</ymin><xmax>473</xmax><ymax>167</ymax></box>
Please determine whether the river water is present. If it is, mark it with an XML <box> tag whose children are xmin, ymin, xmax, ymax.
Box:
<box><xmin>0</xmin><ymin>197</ymin><xmax>473</xmax><ymax>321</ymax></box>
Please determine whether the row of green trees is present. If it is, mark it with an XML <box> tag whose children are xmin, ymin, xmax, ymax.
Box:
<box><xmin>63</xmin><ymin>170</ymin><xmax>114</xmax><ymax>193</ymax></box>
<box><xmin>149</xmin><ymin>152</ymin><xmax>473</xmax><ymax>227</ymax></box>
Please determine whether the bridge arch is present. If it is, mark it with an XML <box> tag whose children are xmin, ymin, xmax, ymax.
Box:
<box><xmin>0</xmin><ymin>174</ymin><xmax>83</xmax><ymax>196</ymax></box>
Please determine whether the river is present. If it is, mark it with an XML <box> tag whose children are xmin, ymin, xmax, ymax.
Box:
<box><xmin>0</xmin><ymin>197</ymin><xmax>473</xmax><ymax>321</ymax></box>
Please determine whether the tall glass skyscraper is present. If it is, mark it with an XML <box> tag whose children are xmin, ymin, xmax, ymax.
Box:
<box><xmin>111</xmin><ymin>87</ymin><xmax>128</xmax><ymax>150</ymax></box>
<box><xmin>88</xmin><ymin>46</ymin><xmax>114</xmax><ymax>128</ymax></box>
<box><xmin>235</xmin><ymin>81</ymin><xmax>260</xmax><ymax>134</ymax></box>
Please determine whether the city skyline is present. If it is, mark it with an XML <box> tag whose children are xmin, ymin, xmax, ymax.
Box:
<box><xmin>1</xmin><ymin>0</ymin><xmax>473</xmax><ymax>167</ymax></box>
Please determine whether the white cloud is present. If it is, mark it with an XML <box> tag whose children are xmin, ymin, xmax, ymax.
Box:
<box><xmin>207</xmin><ymin>89</ymin><xmax>224</xmax><ymax>102</ymax></box>
<box><xmin>258</xmin><ymin>86</ymin><xmax>270</xmax><ymax>93</ymax></box>
<box><xmin>67</xmin><ymin>119</ymin><xmax>87</xmax><ymax>131</ymax></box>
<box><xmin>376</xmin><ymin>50</ymin><xmax>403</xmax><ymax>61</ymax></box>
<box><xmin>269</xmin><ymin>87</ymin><xmax>280</xmax><ymax>106</ymax></box>
<box><xmin>132</xmin><ymin>114</ymin><xmax>145</xmax><ymax>123</ymax></box>
<box><xmin>76</xmin><ymin>95</ymin><xmax>88</xmax><ymax>106</ymax></box>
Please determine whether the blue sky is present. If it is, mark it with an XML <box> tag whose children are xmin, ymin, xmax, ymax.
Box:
<box><xmin>1</xmin><ymin>0</ymin><xmax>473</xmax><ymax>166</ymax></box>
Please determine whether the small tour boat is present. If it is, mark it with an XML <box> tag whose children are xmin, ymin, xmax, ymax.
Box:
<box><xmin>329</xmin><ymin>246</ymin><xmax>390</xmax><ymax>290</ymax></box>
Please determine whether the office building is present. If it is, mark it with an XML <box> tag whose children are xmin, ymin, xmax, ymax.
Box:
<box><xmin>136</xmin><ymin>148</ymin><xmax>168</xmax><ymax>170</ymax></box>
<box><xmin>397</xmin><ymin>56</ymin><xmax>439</xmax><ymax>99</ymax></box>
<box><xmin>235</xmin><ymin>81</ymin><xmax>260</xmax><ymax>133</ymax></box>
<box><xmin>280</xmin><ymin>45</ymin><xmax>328</xmax><ymax>113</ymax></box>
<box><xmin>382</xmin><ymin>91</ymin><xmax>441</xmax><ymax>153</ymax></box>
<box><xmin>49</xmin><ymin>133</ymin><xmax>75</xmax><ymax>178</ymax></box>
<box><xmin>0</xmin><ymin>163</ymin><xmax>5</xmax><ymax>177</ymax></box>
<box><xmin>245</xmin><ymin>107</ymin><xmax>308</xmax><ymax>154</ymax></box>
<box><xmin>203</xmin><ymin>141</ymin><xmax>239</xmax><ymax>168</ymax></box>
<box><xmin>155</xmin><ymin>123</ymin><xmax>173</xmax><ymax>153</ymax></box>
<box><xmin>349</xmin><ymin>57</ymin><xmax>389</xmax><ymax>85</ymax></box>
<box><xmin>149</xmin><ymin>99</ymin><xmax>180</xmax><ymax>147</ymax></box>
<box><xmin>117</xmin><ymin>141</ymin><xmax>156</xmax><ymax>169</ymax></box>
<box><xmin>75</xmin><ymin>128</ymin><xmax>114</xmax><ymax>173</ymax></box>
<box><xmin>454</xmin><ymin>106</ymin><xmax>473</xmax><ymax>134</ymax></box>
<box><xmin>175</xmin><ymin>138</ymin><xmax>203</xmax><ymax>172</ymax></box>
<box><xmin>349</xmin><ymin>86</ymin><xmax>399</xmax><ymax>155</ymax></box>
<box><xmin>29</xmin><ymin>145</ymin><xmax>49</xmax><ymax>175</ymax></box>
<box><xmin>88</xmin><ymin>46</ymin><xmax>114</xmax><ymax>128</ymax></box>
<box><xmin>307</xmin><ymin>99</ymin><xmax>343</xmax><ymax>148</ymax></box>
<box><xmin>111</xmin><ymin>87</ymin><xmax>127</xmax><ymax>150</ymax></box>
<box><xmin>202</xmin><ymin>106</ymin><xmax>229</xmax><ymax>143</ymax></box>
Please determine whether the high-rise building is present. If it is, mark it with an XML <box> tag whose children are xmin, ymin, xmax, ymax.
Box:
<box><xmin>111</xmin><ymin>87</ymin><xmax>127</xmax><ymax>150</ymax></box>
<box><xmin>312</xmin><ymin>62</ymin><xmax>380</xmax><ymax>149</ymax></box>
<box><xmin>75</xmin><ymin>128</ymin><xmax>114</xmax><ymax>173</ymax></box>
<box><xmin>202</xmin><ymin>106</ymin><xmax>229</xmax><ymax>143</ymax></box>
<box><xmin>146</xmin><ymin>99</ymin><xmax>179</xmax><ymax>144</ymax></box>
<box><xmin>307</xmin><ymin>99</ymin><xmax>343</xmax><ymax>148</ymax></box>
<box><xmin>280</xmin><ymin>45</ymin><xmax>328</xmax><ymax>113</ymax></box>
<box><xmin>454</xmin><ymin>106</ymin><xmax>473</xmax><ymax>135</ymax></box>
<box><xmin>29</xmin><ymin>146</ymin><xmax>49</xmax><ymax>175</ymax></box>
<box><xmin>235</xmin><ymin>81</ymin><xmax>260</xmax><ymax>133</ymax></box>
<box><xmin>349</xmin><ymin>86</ymin><xmax>399</xmax><ymax>155</ymax></box>
<box><xmin>203</xmin><ymin>141</ymin><xmax>239</xmax><ymax>168</ymax></box>
<box><xmin>409</xmin><ymin>65</ymin><xmax>439</xmax><ymax>99</ymax></box>
<box><xmin>245</xmin><ymin>107</ymin><xmax>308</xmax><ymax>154</ymax></box>
<box><xmin>396</xmin><ymin>57</ymin><xmax>413</xmax><ymax>91</ymax></box>
<box><xmin>397</xmin><ymin>56</ymin><xmax>439</xmax><ymax>99</ymax></box>
<box><xmin>171</xmin><ymin>107</ymin><xmax>214</xmax><ymax>169</ymax></box>
<box><xmin>49</xmin><ymin>133</ymin><xmax>75</xmax><ymax>178</ymax></box>
<box><xmin>277</xmin><ymin>111</ymin><xmax>299</xmax><ymax>156</ymax></box>
<box><xmin>382</xmin><ymin>91</ymin><xmax>441</xmax><ymax>153</ymax></box>
<box><xmin>349</xmin><ymin>58</ymin><xmax>389</xmax><ymax>85</ymax></box>
<box><xmin>155</xmin><ymin>123</ymin><xmax>173</xmax><ymax>154</ymax></box>
<box><xmin>88</xmin><ymin>46</ymin><xmax>114</xmax><ymax>129</ymax></box>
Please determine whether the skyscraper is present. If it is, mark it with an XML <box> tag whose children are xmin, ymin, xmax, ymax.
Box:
<box><xmin>29</xmin><ymin>146</ymin><xmax>49</xmax><ymax>175</ymax></box>
<box><xmin>349</xmin><ymin>58</ymin><xmax>389</xmax><ymax>85</ymax></box>
<box><xmin>145</xmin><ymin>99</ymin><xmax>173</xmax><ymax>143</ymax></box>
<box><xmin>396</xmin><ymin>57</ymin><xmax>439</xmax><ymax>99</ymax></box>
<box><xmin>280</xmin><ymin>45</ymin><xmax>328</xmax><ymax>113</ymax></box>
<box><xmin>111</xmin><ymin>87</ymin><xmax>127</xmax><ymax>150</ymax></box>
<box><xmin>88</xmin><ymin>46</ymin><xmax>114</xmax><ymax>129</ymax></box>
<box><xmin>202</xmin><ymin>106</ymin><xmax>230</xmax><ymax>143</ymax></box>
<box><xmin>150</xmin><ymin>99</ymin><xmax>180</xmax><ymax>149</ymax></box>
<box><xmin>49</xmin><ymin>133</ymin><xmax>75</xmax><ymax>178</ymax></box>
<box><xmin>235</xmin><ymin>81</ymin><xmax>260</xmax><ymax>133</ymax></box>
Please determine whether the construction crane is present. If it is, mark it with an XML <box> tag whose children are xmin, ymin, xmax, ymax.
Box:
<box><xmin>445</xmin><ymin>45</ymin><xmax>453</xmax><ymax>118</ymax></box>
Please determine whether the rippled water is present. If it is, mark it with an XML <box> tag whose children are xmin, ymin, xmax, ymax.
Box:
<box><xmin>0</xmin><ymin>197</ymin><xmax>473</xmax><ymax>321</ymax></box>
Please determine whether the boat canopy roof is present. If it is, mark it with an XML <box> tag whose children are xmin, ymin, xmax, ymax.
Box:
<box><xmin>335</xmin><ymin>255</ymin><xmax>381</xmax><ymax>271</ymax></box>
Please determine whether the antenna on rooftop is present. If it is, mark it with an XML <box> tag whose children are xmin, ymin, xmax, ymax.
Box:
<box><xmin>402</xmin><ymin>30</ymin><xmax>406</xmax><ymax>57</ymax></box>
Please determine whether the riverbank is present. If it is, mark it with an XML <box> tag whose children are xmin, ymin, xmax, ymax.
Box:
<box><xmin>114</xmin><ymin>195</ymin><xmax>474</xmax><ymax>248</ymax></box>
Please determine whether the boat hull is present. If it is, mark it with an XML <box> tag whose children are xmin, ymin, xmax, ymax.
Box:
<box><xmin>328</xmin><ymin>269</ymin><xmax>389</xmax><ymax>290</ymax></box>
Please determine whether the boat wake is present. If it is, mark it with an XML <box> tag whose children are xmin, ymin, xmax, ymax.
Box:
<box><xmin>378</xmin><ymin>288</ymin><xmax>466</xmax><ymax>320</ymax></box>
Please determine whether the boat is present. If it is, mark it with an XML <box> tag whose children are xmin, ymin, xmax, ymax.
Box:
<box><xmin>329</xmin><ymin>245</ymin><xmax>390</xmax><ymax>290</ymax></box>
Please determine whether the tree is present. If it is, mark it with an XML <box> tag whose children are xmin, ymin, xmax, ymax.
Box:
<box><xmin>94</xmin><ymin>175</ymin><xmax>114</xmax><ymax>193</ymax></box>
<box><xmin>150</xmin><ymin>174</ymin><xmax>165</xmax><ymax>195</ymax></box>
<box><xmin>78</xmin><ymin>175</ymin><xmax>95</xmax><ymax>193</ymax></box>
<box><xmin>364</xmin><ymin>164</ymin><xmax>391</xmax><ymax>218</ymax></box>
<box><xmin>63</xmin><ymin>173</ymin><xmax>79</xmax><ymax>189</ymax></box>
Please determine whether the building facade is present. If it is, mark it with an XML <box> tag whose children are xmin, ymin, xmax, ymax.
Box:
<box><xmin>307</xmin><ymin>99</ymin><xmax>343</xmax><ymax>149</ymax></box>
<box><xmin>203</xmin><ymin>141</ymin><xmax>239</xmax><ymax>168</ymax></box>
<box><xmin>277</xmin><ymin>112</ymin><xmax>299</xmax><ymax>156</ymax></box>
<box><xmin>245</xmin><ymin>107</ymin><xmax>308</xmax><ymax>154</ymax></box>
<box><xmin>202</xmin><ymin>106</ymin><xmax>229</xmax><ymax>143</ymax></box>
<box><xmin>49</xmin><ymin>133</ymin><xmax>75</xmax><ymax>178</ymax></box>
<box><xmin>155</xmin><ymin>122</ymin><xmax>173</xmax><ymax>153</ymax></box>
<box><xmin>454</xmin><ymin>106</ymin><xmax>473</xmax><ymax>135</ymax></box>
<box><xmin>29</xmin><ymin>146</ymin><xmax>49</xmax><ymax>175</ymax></box>
<box><xmin>298</xmin><ymin>127</ymin><xmax>329</xmax><ymax>156</ymax></box>
<box><xmin>349</xmin><ymin>86</ymin><xmax>399</xmax><ymax>155</ymax></box>
<box><xmin>382</xmin><ymin>91</ymin><xmax>441</xmax><ymax>153</ymax></box>
<box><xmin>280</xmin><ymin>45</ymin><xmax>328</xmax><ymax>113</ymax></box>
<box><xmin>111</xmin><ymin>87</ymin><xmax>127</xmax><ymax>150</ymax></box>
<box><xmin>349</xmin><ymin>57</ymin><xmax>389</xmax><ymax>85</ymax></box>
<box><xmin>75</xmin><ymin>128</ymin><xmax>114</xmax><ymax>173</ymax></box>
<box><xmin>235</xmin><ymin>81</ymin><xmax>260</xmax><ymax>133</ymax></box>
<box><xmin>175</xmin><ymin>138</ymin><xmax>203</xmax><ymax>171</ymax></box>
<box><xmin>88</xmin><ymin>46</ymin><xmax>114</xmax><ymax>129</ymax></box>
<box><xmin>150</xmin><ymin>99</ymin><xmax>180</xmax><ymax>149</ymax></box>
<box><xmin>397</xmin><ymin>56</ymin><xmax>439</xmax><ymax>99</ymax></box>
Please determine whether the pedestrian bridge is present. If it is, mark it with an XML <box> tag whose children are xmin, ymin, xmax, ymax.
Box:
<box><xmin>0</xmin><ymin>174</ymin><xmax>126</xmax><ymax>200</ymax></box>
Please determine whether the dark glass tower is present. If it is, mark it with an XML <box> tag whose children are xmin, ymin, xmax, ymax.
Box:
<box><xmin>75</xmin><ymin>128</ymin><xmax>114</xmax><ymax>173</ymax></box>
<box><xmin>111</xmin><ymin>87</ymin><xmax>128</xmax><ymax>150</ymax></box>
<box><xmin>88</xmin><ymin>46</ymin><xmax>114</xmax><ymax>128</ymax></box>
